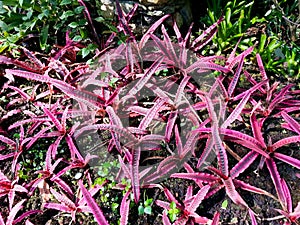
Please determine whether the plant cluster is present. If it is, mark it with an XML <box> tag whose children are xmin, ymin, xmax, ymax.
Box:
<box><xmin>0</xmin><ymin>0</ymin><xmax>299</xmax><ymax>224</ymax></box>
<box><xmin>201</xmin><ymin>0</ymin><xmax>299</xmax><ymax>80</ymax></box>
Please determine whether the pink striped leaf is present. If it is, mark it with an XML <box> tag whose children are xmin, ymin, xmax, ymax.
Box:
<box><xmin>120</xmin><ymin>191</ymin><xmax>130</xmax><ymax>225</ymax></box>
<box><xmin>44</xmin><ymin>203</ymin><xmax>72</xmax><ymax>212</ymax></box>
<box><xmin>139</xmin><ymin>14</ymin><xmax>170</xmax><ymax>49</ymax></box>
<box><xmin>6</xmin><ymin>69</ymin><xmax>105</xmax><ymax>109</ymax></box>
<box><xmin>281</xmin><ymin>179</ymin><xmax>292</xmax><ymax>213</ymax></box>
<box><xmin>186</xmin><ymin>185</ymin><xmax>210</xmax><ymax>213</ymax></box>
<box><xmin>0</xmin><ymin>135</ymin><xmax>16</xmax><ymax>146</ymax></box>
<box><xmin>129</xmin><ymin>57</ymin><xmax>164</xmax><ymax>96</ymax></box>
<box><xmin>138</xmin><ymin>98</ymin><xmax>166</xmax><ymax>130</ymax></box>
<box><xmin>191</xmin><ymin>16</ymin><xmax>224</xmax><ymax>51</ymax></box>
<box><xmin>171</xmin><ymin>172</ymin><xmax>218</xmax><ymax>183</ymax></box>
<box><xmin>228</xmin><ymin>54</ymin><xmax>245</xmax><ymax>97</ymax></box>
<box><xmin>223</xmin><ymin>177</ymin><xmax>248</xmax><ymax>207</ymax></box>
<box><xmin>281</xmin><ymin>112</ymin><xmax>300</xmax><ymax>134</ymax></box>
<box><xmin>79</xmin><ymin>180</ymin><xmax>109</xmax><ymax>225</ymax></box>
<box><xmin>265</xmin><ymin>158</ymin><xmax>286</xmax><ymax>209</ymax></box>
<box><xmin>211</xmin><ymin>212</ymin><xmax>220</xmax><ymax>225</ymax></box>
<box><xmin>165</xmin><ymin>111</ymin><xmax>178</xmax><ymax>142</ymax></box>
<box><xmin>273</xmin><ymin>152</ymin><xmax>300</xmax><ymax>170</ymax></box>
<box><xmin>233</xmin><ymin>180</ymin><xmax>274</xmax><ymax>198</ymax></box>
<box><xmin>272</xmin><ymin>136</ymin><xmax>300</xmax><ymax>151</ymax></box>
<box><xmin>131</xmin><ymin>145</ymin><xmax>141</xmax><ymax>203</ymax></box>
<box><xmin>230</xmin><ymin>151</ymin><xmax>259</xmax><ymax>179</ymax></box>
<box><xmin>186</xmin><ymin>61</ymin><xmax>230</xmax><ymax>74</ymax></box>
<box><xmin>115</xmin><ymin>0</ymin><xmax>133</xmax><ymax>36</ymax></box>
<box><xmin>162</xmin><ymin>210</ymin><xmax>172</xmax><ymax>225</ymax></box>
<box><xmin>256</xmin><ymin>54</ymin><xmax>269</xmax><ymax>89</ymax></box>
<box><xmin>249</xmin><ymin>209</ymin><xmax>258</xmax><ymax>225</ymax></box>
<box><xmin>6</xmin><ymin>199</ymin><xmax>26</xmax><ymax>225</ymax></box>
<box><xmin>161</xmin><ymin>25</ymin><xmax>178</xmax><ymax>63</ymax></box>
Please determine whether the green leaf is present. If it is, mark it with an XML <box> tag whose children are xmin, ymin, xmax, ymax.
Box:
<box><xmin>60</xmin><ymin>0</ymin><xmax>71</xmax><ymax>5</ymax></box>
<box><xmin>68</xmin><ymin>22</ymin><xmax>78</xmax><ymax>28</ymax></box>
<box><xmin>144</xmin><ymin>206</ymin><xmax>152</xmax><ymax>215</ymax></box>
<box><xmin>81</xmin><ymin>47</ymin><xmax>90</xmax><ymax>58</ymax></box>
<box><xmin>78</xmin><ymin>18</ymin><xmax>87</xmax><ymax>26</ymax></box>
<box><xmin>111</xmin><ymin>203</ymin><xmax>119</xmax><ymax>212</ymax></box>
<box><xmin>72</xmin><ymin>35</ymin><xmax>82</xmax><ymax>42</ymax></box>
<box><xmin>95</xmin><ymin>16</ymin><xmax>105</xmax><ymax>23</ymax></box>
<box><xmin>258</xmin><ymin>34</ymin><xmax>267</xmax><ymax>53</ymax></box>
<box><xmin>40</xmin><ymin>24</ymin><xmax>49</xmax><ymax>50</ymax></box>
<box><xmin>74</xmin><ymin>6</ymin><xmax>85</xmax><ymax>14</ymax></box>
<box><xmin>109</xmin><ymin>78</ymin><xmax>118</xmax><ymax>87</ymax></box>
<box><xmin>170</xmin><ymin>201</ymin><xmax>176</xmax><ymax>209</ymax></box>
<box><xmin>221</xmin><ymin>199</ymin><xmax>228</xmax><ymax>210</ymax></box>
<box><xmin>144</xmin><ymin>198</ymin><xmax>153</xmax><ymax>206</ymax></box>
<box><xmin>0</xmin><ymin>21</ymin><xmax>8</xmax><ymax>31</ymax></box>
<box><xmin>79</xmin><ymin>29</ymin><xmax>87</xmax><ymax>38</ymax></box>
<box><xmin>138</xmin><ymin>205</ymin><xmax>144</xmax><ymax>215</ymax></box>
<box><xmin>60</xmin><ymin>10</ymin><xmax>74</xmax><ymax>19</ymax></box>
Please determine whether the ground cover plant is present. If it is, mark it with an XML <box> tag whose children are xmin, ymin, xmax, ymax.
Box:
<box><xmin>0</xmin><ymin>0</ymin><xmax>299</xmax><ymax>224</ymax></box>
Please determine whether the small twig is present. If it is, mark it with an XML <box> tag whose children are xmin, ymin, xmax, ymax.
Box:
<box><xmin>282</xmin><ymin>16</ymin><xmax>300</xmax><ymax>27</ymax></box>
<box><xmin>223</xmin><ymin>142</ymin><xmax>242</xmax><ymax>161</ymax></box>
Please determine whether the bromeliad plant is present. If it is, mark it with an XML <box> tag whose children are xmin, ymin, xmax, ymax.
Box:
<box><xmin>0</xmin><ymin>1</ymin><xmax>300</xmax><ymax>224</ymax></box>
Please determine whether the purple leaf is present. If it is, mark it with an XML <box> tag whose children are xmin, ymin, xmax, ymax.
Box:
<box><xmin>222</xmin><ymin>87</ymin><xmax>251</xmax><ymax>128</ymax></box>
<box><xmin>6</xmin><ymin>69</ymin><xmax>105</xmax><ymax>109</ymax></box>
<box><xmin>129</xmin><ymin>57</ymin><xmax>164</xmax><ymax>96</ymax></box>
<box><xmin>162</xmin><ymin>210</ymin><xmax>172</xmax><ymax>225</ymax></box>
<box><xmin>44</xmin><ymin>203</ymin><xmax>71</xmax><ymax>212</ymax></box>
<box><xmin>281</xmin><ymin>112</ymin><xmax>300</xmax><ymax>134</ymax></box>
<box><xmin>273</xmin><ymin>152</ymin><xmax>300</xmax><ymax>170</ymax></box>
<box><xmin>223</xmin><ymin>177</ymin><xmax>248</xmax><ymax>207</ymax></box>
<box><xmin>191</xmin><ymin>16</ymin><xmax>224</xmax><ymax>51</ymax></box>
<box><xmin>131</xmin><ymin>146</ymin><xmax>141</xmax><ymax>203</ymax></box>
<box><xmin>138</xmin><ymin>97</ymin><xmax>166</xmax><ymax>130</ymax></box>
<box><xmin>13</xmin><ymin>210</ymin><xmax>42</xmax><ymax>224</ymax></box>
<box><xmin>171</xmin><ymin>172</ymin><xmax>218</xmax><ymax>183</ymax></box>
<box><xmin>139</xmin><ymin>14</ymin><xmax>170</xmax><ymax>49</ymax></box>
<box><xmin>197</xmin><ymin>137</ymin><xmax>214</xmax><ymax>169</ymax></box>
<box><xmin>250</xmin><ymin>112</ymin><xmax>266</xmax><ymax>148</ymax></box>
<box><xmin>211</xmin><ymin>212</ymin><xmax>220</xmax><ymax>225</ymax></box>
<box><xmin>78</xmin><ymin>0</ymin><xmax>101</xmax><ymax>45</ymax></box>
<box><xmin>249</xmin><ymin>209</ymin><xmax>258</xmax><ymax>225</ymax></box>
<box><xmin>7</xmin><ymin>199</ymin><xmax>26</xmax><ymax>225</ymax></box>
<box><xmin>233</xmin><ymin>179</ymin><xmax>274</xmax><ymax>198</ymax></box>
<box><xmin>186</xmin><ymin>60</ymin><xmax>230</xmax><ymax>74</ymax></box>
<box><xmin>230</xmin><ymin>151</ymin><xmax>258</xmax><ymax>179</ymax></box>
<box><xmin>79</xmin><ymin>180</ymin><xmax>109</xmax><ymax>225</ymax></box>
<box><xmin>281</xmin><ymin>179</ymin><xmax>292</xmax><ymax>213</ymax></box>
<box><xmin>120</xmin><ymin>191</ymin><xmax>130</xmax><ymax>225</ymax></box>
<box><xmin>115</xmin><ymin>0</ymin><xmax>133</xmax><ymax>36</ymax></box>
<box><xmin>0</xmin><ymin>135</ymin><xmax>16</xmax><ymax>146</ymax></box>
<box><xmin>256</xmin><ymin>54</ymin><xmax>269</xmax><ymax>90</ymax></box>
<box><xmin>165</xmin><ymin>111</ymin><xmax>178</xmax><ymax>142</ymax></box>
<box><xmin>175</xmin><ymin>76</ymin><xmax>190</xmax><ymax>106</ymax></box>
<box><xmin>186</xmin><ymin>185</ymin><xmax>210</xmax><ymax>213</ymax></box>
<box><xmin>265</xmin><ymin>158</ymin><xmax>286</xmax><ymax>209</ymax></box>
<box><xmin>272</xmin><ymin>136</ymin><xmax>300</xmax><ymax>151</ymax></box>
<box><xmin>43</xmin><ymin>108</ymin><xmax>63</xmax><ymax>132</ymax></box>
<box><xmin>228</xmin><ymin>54</ymin><xmax>245</xmax><ymax>97</ymax></box>
<box><xmin>227</xmin><ymin>46</ymin><xmax>254</xmax><ymax>70</ymax></box>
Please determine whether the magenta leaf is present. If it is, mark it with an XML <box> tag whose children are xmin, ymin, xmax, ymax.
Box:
<box><xmin>120</xmin><ymin>191</ymin><xmax>130</xmax><ymax>225</ymax></box>
<box><xmin>129</xmin><ymin>57</ymin><xmax>164</xmax><ymax>96</ymax></box>
<box><xmin>78</xmin><ymin>180</ymin><xmax>109</xmax><ymax>225</ymax></box>
<box><xmin>273</xmin><ymin>153</ymin><xmax>300</xmax><ymax>170</ymax></box>
<box><xmin>265</xmin><ymin>158</ymin><xmax>286</xmax><ymax>209</ymax></box>
<box><xmin>131</xmin><ymin>145</ymin><xmax>141</xmax><ymax>203</ymax></box>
